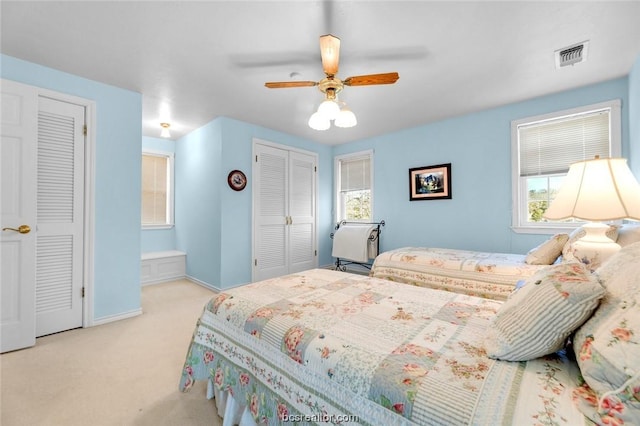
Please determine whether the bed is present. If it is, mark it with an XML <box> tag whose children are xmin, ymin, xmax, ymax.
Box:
<box><xmin>369</xmin><ymin>247</ymin><xmax>548</xmax><ymax>301</ymax></box>
<box><xmin>370</xmin><ymin>226</ymin><xmax>640</xmax><ymax>301</ymax></box>
<box><xmin>179</xmin><ymin>243</ymin><xmax>640</xmax><ymax>426</ymax></box>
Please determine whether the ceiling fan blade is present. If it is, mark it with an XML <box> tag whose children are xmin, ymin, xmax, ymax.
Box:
<box><xmin>344</xmin><ymin>72</ymin><xmax>400</xmax><ymax>86</ymax></box>
<box><xmin>320</xmin><ymin>34</ymin><xmax>340</xmax><ymax>76</ymax></box>
<box><xmin>265</xmin><ymin>81</ymin><xmax>318</xmax><ymax>89</ymax></box>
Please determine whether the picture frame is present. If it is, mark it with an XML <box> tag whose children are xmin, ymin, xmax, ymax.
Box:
<box><xmin>409</xmin><ymin>163</ymin><xmax>452</xmax><ymax>201</ymax></box>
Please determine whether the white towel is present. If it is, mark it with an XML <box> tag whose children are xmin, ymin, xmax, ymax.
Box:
<box><xmin>332</xmin><ymin>224</ymin><xmax>376</xmax><ymax>263</ymax></box>
<box><xmin>368</xmin><ymin>229</ymin><xmax>379</xmax><ymax>259</ymax></box>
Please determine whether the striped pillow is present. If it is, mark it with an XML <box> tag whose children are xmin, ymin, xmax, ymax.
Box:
<box><xmin>484</xmin><ymin>262</ymin><xmax>604</xmax><ymax>361</ymax></box>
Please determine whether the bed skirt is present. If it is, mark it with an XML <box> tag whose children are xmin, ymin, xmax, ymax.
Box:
<box><xmin>207</xmin><ymin>379</ymin><xmax>257</xmax><ymax>426</ymax></box>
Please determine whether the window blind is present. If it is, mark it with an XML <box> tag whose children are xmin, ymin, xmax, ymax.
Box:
<box><xmin>340</xmin><ymin>156</ymin><xmax>371</xmax><ymax>192</ymax></box>
<box><xmin>519</xmin><ymin>109</ymin><xmax>610</xmax><ymax>177</ymax></box>
<box><xmin>142</xmin><ymin>154</ymin><xmax>168</xmax><ymax>224</ymax></box>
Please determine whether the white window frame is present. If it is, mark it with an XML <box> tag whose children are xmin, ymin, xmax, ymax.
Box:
<box><xmin>334</xmin><ymin>150</ymin><xmax>374</xmax><ymax>223</ymax></box>
<box><xmin>511</xmin><ymin>100</ymin><xmax>621</xmax><ymax>234</ymax></box>
<box><xmin>141</xmin><ymin>149</ymin><xmax>175</xmax><ymax>229</ymax></box>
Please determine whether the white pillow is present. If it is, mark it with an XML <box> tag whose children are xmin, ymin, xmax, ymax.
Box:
<box><xmin>616</xmin><ymin>224</ymin><xmax>640</xmax><ymax>247</ymax></box>
<box><xmin>484</xmin><ymin>262</ymin><xmax>604</xmax><ymax>361</ymax></box>
<box><xmin>525</xmin><ymin>233</ymin><xmax>569</xmax><ymax>265</ymax></box>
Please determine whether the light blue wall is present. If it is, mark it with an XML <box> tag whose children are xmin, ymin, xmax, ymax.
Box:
<box><xmin>175</xmin><ymin>120</ymin><xmax>223</xmax><ymax>287</ymax></box>
<box><xmin>6</xmin><ymin>51</ymin><xmax>635</xmax><ymax>319</ymax></box>
<box><xmin>629</xmin><ymin>54</ymin><xmax>640</xmax><ymax>175</ymax></box>
<box><xmin>1</xmin><ymin>54</ymin><xmax>142</xmax><ymax>321</ymax></box>
<box><xmin>334</xmin><ymin>77</ymin><xmax>631</xmax><ymax>255</ymax></box>
<box><xmin>175</xmin><ymin>117</ymin><xmax>332</xmax><ymax>290</ymax></box>
<box><xmin>141</xmin><ymin>136</ymin><xmax>177</xmax><ymax>253</ymax></box>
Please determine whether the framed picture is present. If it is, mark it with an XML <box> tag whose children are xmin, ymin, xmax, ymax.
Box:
<box><xmin>409</xmin><ymin>163</ymin><xmax>452</xmax><ymax>201</ymax></box>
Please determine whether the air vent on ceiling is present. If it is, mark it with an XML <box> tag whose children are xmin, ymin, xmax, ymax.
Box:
<box><xmin>555</xmin><ymin>41</ymin><xmax>589</xmax><ymax>68</ymax></box>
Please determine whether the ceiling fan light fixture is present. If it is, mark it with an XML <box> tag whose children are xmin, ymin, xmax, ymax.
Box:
<box><xmin>317</xmin><ymin>99</ymin><xmax>340</xmax><ymax>120</ymax></box>
<box><xmin>308</xmin><ymin>112</ymin><xmax>330</xmax><ymax>131</ymax></box>
<box><xmin>334</xmin><ymin>108</ymin><xmax>357</xmax><ymax>128</ymax></box>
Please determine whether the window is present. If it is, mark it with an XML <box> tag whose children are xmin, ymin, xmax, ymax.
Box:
<box><xmin>511</xmin><ymin>100</ymin><xmax>621</xmax><ymax>233</ymax></box>
<box><xmin>141</xmin><ymin>151</ymin><xmax>174</xmax><ymax>228</ymax></box>
<box><xmin>335</xmin><ymin>150</ymin><xmax>373</xmax><ymax>222</ymax></box>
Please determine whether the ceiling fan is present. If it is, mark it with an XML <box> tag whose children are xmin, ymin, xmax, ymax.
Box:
<box><xmin>265</xmin><ymin>34</ymin><xmax>399</xmax><ymax>95</ymax></box>
<box><xmin>265</xmin><ymin>34</ymin><xmax>399</xmax><ymax>130</ymax></box>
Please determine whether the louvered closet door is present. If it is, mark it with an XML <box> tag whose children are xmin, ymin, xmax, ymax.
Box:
<box><xmin>288</xmin><ymin>151</ymin><xmax>316</xmax><ymax>273</ymax></box>
<box><xmin>253</xmin><ymin>142</ymin><xmax>318</xmax><ymax>281</ymax></box>
<box><xmin>254</xmin><ymin>144</ymin><xmax>289</xmax><ymax>281</ymax></box>
<box><xmin>36</xmin><ymin>97</ymin><xmax>85</xmax><ymax>337</ymax></box>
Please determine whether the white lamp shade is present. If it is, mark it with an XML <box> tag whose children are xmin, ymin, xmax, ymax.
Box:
<box><xmin>317</xmin><ymin>99</ymin><xmax>340</xmax><ymax>120</ymax></box>
<box><xmin>543</xmin><ymin>157</ymin><xmax>640</xmax><ymax>221</ymax></box>
<box><xmin>308</xmin><ymin>112</ymin><xmax>330</xmax><ymax>131</ymax></box>
<box><xmin>334</xmin><ymin>108</ymin><xmax>357</xmax><ymax>128</ymax></box>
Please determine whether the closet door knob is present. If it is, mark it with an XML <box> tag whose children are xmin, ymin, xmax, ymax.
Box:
<box><xmin>2</xmin><ymin>225</ymin><xmax>31</xmax><ymax>234</ymax></box>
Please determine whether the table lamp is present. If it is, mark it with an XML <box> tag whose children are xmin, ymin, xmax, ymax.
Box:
<box><xmin>543</xmin><ymin>156</ymin><xmax>640</xmax><ymax>263</ymax></box>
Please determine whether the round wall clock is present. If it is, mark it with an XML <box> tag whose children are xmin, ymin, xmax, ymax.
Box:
<box><xmin>227</xmin><ymin>170</ymin><xmax>247</xmax><ymax>191</ymax></box>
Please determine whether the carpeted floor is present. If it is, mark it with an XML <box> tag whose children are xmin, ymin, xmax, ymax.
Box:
<box><xmin>0</xmin><ymin>279</ymin><xmax>223</xmax><ymax>426</ymax></box>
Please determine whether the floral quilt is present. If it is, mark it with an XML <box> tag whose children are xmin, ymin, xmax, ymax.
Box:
<box><xmin>180</xmin><ymin>269</ymin><xmax>590</xmax><ymax>425</ymax></box>
<box><xmin>371</xmin><ymin>247</ymin><xmax>548</xmax><ymax>301</ymax></box>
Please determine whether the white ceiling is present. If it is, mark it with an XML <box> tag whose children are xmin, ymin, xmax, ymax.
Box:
<box><xmin>2</xmin><ymin>1</ymin><xmax>640</xmax><ymax>145</ymax></box>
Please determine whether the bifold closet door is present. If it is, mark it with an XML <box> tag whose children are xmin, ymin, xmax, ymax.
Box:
<box><xmin>288</xmin><ymin>151</ymin><xmax>316</xmax><ymax>274</ymax></box>
<box><xmin>254</xmin><ymin>144</ymin><xmax>289</xmax><ymax>281</ymax></box>
<box><xmin>253</xmin><ymin>143</ymin><xmax>317</xmax><ymax>282</ymax></box>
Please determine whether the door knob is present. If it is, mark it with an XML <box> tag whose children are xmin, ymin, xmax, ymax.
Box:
<box><xmin>2</xmin><ymin>225</ymin><xmax>31</xmax><ymax>234</ymax></box>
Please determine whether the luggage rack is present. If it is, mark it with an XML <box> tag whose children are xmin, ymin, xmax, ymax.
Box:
<box><xmin>330</xmin><ymin>220</ymin><xmax>385</xmax><ymax>271</ymax></box>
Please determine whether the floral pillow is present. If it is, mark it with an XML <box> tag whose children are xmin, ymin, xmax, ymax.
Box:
<box><xmin>562</xmin><ymin>225</ymin><xmax>620</xmax><ymax>271</ymax></box>
<box><xmin>484</xmin><ymin>262</ymin><xmax>604</xmax><ymax>361</ymax></box>
<box><xmin>525</xmin><ymin>233</ymin><xmax>569</xmax><ymax>265</ymax></box>
<box><xmin>572</xmin><ymin>243</ymin><xmax>640</xmax><ymax>425</ymax></box>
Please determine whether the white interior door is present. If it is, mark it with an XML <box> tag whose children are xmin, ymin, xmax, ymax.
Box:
<box><xmin>288</xmin><ymin>151</ymin><xmax>316</xmax><ymax>273</ymax></box>
<box><xmin>253</xmin><ymin>144</ymin><xmax>289</xmax><ymax>281</ymax></box>
<box><xmin>1</xmin><ymin>80</ymin><xmax>38</xmax><ymax>353</ymax></box>
<box><xmin>253</xmin><ymin>141</ymin><xmax>317</xmax><ymax>282</ymax></box>
<box><xmin>35</xmin><ymin>96</ymin><xmax>85</xmax><ymax>337</ymax></box>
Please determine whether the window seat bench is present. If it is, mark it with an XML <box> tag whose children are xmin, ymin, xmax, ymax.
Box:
<box><xmin>141</xmin><ymin>250</ymin><xmax>186</xmax><ymax>285</ymax></box>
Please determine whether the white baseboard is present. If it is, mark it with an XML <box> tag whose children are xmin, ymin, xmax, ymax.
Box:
<box><xmin>185</xmin><ymin>275</ymin><xmax>219</xmax><ymax>292</ymax></box>
<box><xmin>92</xmin><ymin>308</ymin><xmax>142</xmax><ymax>327</ymax></box>
<box><xmin>185</xmin><ymin>275</ymin><xmax>253</xmax><ymax>293</ymax></box>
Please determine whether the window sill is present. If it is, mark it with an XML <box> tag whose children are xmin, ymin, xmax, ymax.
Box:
<box><xmin>142</xmin><ymin>224</ymin><xmax>174</xmax><ymax>230</ymax></box>
<box><xmin>511</xmin><ymin>225</ymin><xmax>579</xmax><ymax>235</ymax></box>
